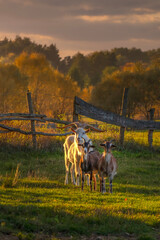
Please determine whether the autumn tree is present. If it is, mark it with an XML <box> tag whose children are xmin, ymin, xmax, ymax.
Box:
<box><xmin>68</xmin><ymin>53</ymin><xmax>90</xmax><ymax>89</ymax></box>
<box><xmin>0</xmin><ymin>63</ymin><xmax>27</xmax><ymax>113</ymax></box>
<box><xmin>91</xmin><ymin>72</ymin><xmax>123</xmax><ymax>114</ymax></box>
<box><xmin>87</xmin><ymin>51</ymin><xmax>117</xmax><ymax>85</ymax></box>
<box><xmin>91</xmin><ymin>62</ymin><xmax>160</xmax><ymax>118</ymax></box>
<box><xmin>0</xmin><ymin>36</ymin><xmax>61</xmax><ymax>69</ymax></box>
<box><xmin>15</xmin><ymin>52</ymin><xmax>53</xmax><ymax>113</ymax></box>
<box><xmin>15</xmin><ymin>52</ymin><xmax>80</xmax><ymax>119</ymax></box>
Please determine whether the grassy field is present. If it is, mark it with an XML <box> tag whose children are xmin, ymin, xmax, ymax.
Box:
<box><xmin>0</xmin><ymin>140</ymin><xmax>159</xmax><ymax>240</ymax></box>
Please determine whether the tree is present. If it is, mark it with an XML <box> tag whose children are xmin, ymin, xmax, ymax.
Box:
<box><xmin>68</xmin><ymin>53</ymin><xmax>90</xmax><ymax>89</ymax></box>
<box><xmin>0</xmin><ymin>36</ymin><xmax>61</xmax><ymax>69</ymax></box>
<box><xmin>87</xmin><ymin>51</ymin><xmax>117</xmax><ymax>85</ymax></box>
<box><xmin>15</xmin><ymin>52</ymin><xmax>54</xmax><ymax>113</ymax></box>
<box><xmin>91</xmin><ymin>62</ymin><xmax>160</xmax><ymax>119</ymax></box>
<box><xmin>15</xmin><ymin>52</ymin><xmax>80</xmax><ymax>119</ymax></box>
<box><xmin>0</xmin><ymin>63</ymin><xmax>27</xmax><ymax>113</ymax></box>
<box><xmin>91</xmin><ymin>74</ymin><xmax>123</xmax><ymax>114</ymax></box>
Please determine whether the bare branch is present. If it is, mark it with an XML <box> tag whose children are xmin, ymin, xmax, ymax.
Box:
<box><xmin>0</xmin><ymin>117</ymin><xmax>46</xmax><ymax>122</ymax></box>
<box><xmin>0</xmin><ymin>116</ymin><xmax>71</xmax><ymax>125</ymax></box>
<box><xmin>0</xmin><ymin>113</ymin><xmax>46</xmax><ymax>118</ymax></box>
<box><xmin>0</xmin><ymin>123</ymin><xmax>72</xmax><ymax>136</ymax></box>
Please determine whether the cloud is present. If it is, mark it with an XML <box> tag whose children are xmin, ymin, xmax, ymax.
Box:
<box><xmin>76</xmin><ymin>15</ymin><xmax>110</xmax><ymax>22</ymax></box>
<box><xmin>0</xmin><ymin>0</ymin><xmax>160</xmax><ymax>58</ymax></box>
<box><xmin>0</xmin><ymin>32</ymin><xmax>55</xmax><ymax>44</ymax></box>
<box><xmin>76</xmin><ymin>12</ymin><xmax>160</xmax><ymax>24</ymax></box>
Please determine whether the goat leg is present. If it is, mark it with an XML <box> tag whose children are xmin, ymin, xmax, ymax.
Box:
<box><xmin>93</xmin><ymin>174</ymin><xmax>96</xmax><ymax>191</ymax></box>
<box><xmin>70</xmin><ymin>164</ymin><xmax>76</xmax><ymax>185</ymax></box>
<box><xmin>90</xmin><ymin>171</ymin><xmax>92</xmax><ymax>191</ymax></box>
<box><xmin>102</xmin><ymin>177</ymin><xmax>106</xmax><ymax>194</ymax></box>
<box><xmin>64</xmin><ymin>163</ymin><xmax>69</xmax><ymax>185</ymax></box>
<box><xmin>64</xmin><ymin>170</ymin><xmax>69</xmax><ymax>185</ymax></box>
<box><xmin>100</xmin><ymin>178</ymin><xmax>102</xmax><ymax>192</ymax></box>
<box><xmin>81</xmin><ymin>172</ymin><xmax>84</xmax><ymax>191</ymax></box>
<box><xmin>81</xmin><ymin>171</ymin><xmax>85</xmax><ymax>190</ymax></box>
<box><xmin>86</xmin><ymin>175</ymin><xmax>90</xmax><ymax>186</ymax></box>
<box><xmin>109</xmin><ymin>179</ymin><xmax>113</xmax><ymax>193</ymax></box>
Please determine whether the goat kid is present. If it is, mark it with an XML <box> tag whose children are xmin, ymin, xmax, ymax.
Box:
<box><xmin>79</xmin><ymin>140</ymin><xmax>101</xmax><ymax>191</ymax></box>
<box><xmin>98</xmin><ymin>141</ymin><xmax>117</xmax><ymax>194</ymax></box>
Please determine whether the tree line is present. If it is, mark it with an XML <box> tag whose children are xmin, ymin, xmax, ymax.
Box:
<box><xmin>0</xmin><ymin>36</ymin><xmax>160</xmax><ymax>119</ymax></box>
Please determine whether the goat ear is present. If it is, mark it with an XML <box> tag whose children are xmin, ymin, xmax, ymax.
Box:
<box><xmin>85</xmin><ymin>128</ymin><xmax>90</xmax><ymax>133</ymax></box>
<box><xmin>111</xmin><ymin>144</ymin><xmax>116</xmax><ymax>148</ymax></box>
<box><xmin>71</xmin><ymin>128</ymin><xmax>76</xmax><ymax>133</ymax></box>
<box><xmin>100</xmin><ymin>143</ymin><xmax>105</xmax><ymax>147</ymax></box>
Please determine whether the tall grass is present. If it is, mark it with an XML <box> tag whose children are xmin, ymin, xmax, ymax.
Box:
<box><xmin>2</xmin><ymin>163</ymin><xmax>20</xmax><ymax>188</ymax></box>
<box><xmin>0</xmin><ymin>121</ymin><xmax>160</xmax><ymax>151</ymax></box>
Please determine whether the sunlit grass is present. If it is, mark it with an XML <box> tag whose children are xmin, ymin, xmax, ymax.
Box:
<box><xmin>89</xmin><ymin>123</ymin><xmax>160</xmax><ymax>150</ymax></box>
<box><xmin>0</xmin><ymin>119</ymin><xmax>160</xmax><ymax>152</ymax></box>
<box><xmin>0</xmin><ymin>146</ymin><xmax>159</xmax><ymax>239</ymax></box>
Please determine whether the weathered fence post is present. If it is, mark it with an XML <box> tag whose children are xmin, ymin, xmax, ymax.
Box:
<box><xmin>73</xmin><ymin>97</ymin><xmax>78</xmax><ymax>122</ymax></box>
<box><xmin>148</xmin><ymin>108</ymin><xmax>155</xmax><ymax>149</ymax></box>
<box><xmin>27</xmin><ymin>90</ymin><xmax>37</xmax><ymax>149</ymax></box>
<box><xmin>119</xmin><ymin>88</ymin><xmax>129</xmax><ymax>146</ymax></box>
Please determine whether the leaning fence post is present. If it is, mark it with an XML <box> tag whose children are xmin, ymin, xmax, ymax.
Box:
<box><xmin>73</xmin><ymin>97</ymin><xmax>78</xmax><ymax>122</ymax></box>
<box><xmin>119</xmin><ymin>88</ymin><xmax>129</xmax><ymax>146</ymax></box>
<box><xmin>27</xmin><ymin>90</ymin><xmax>37</xmax><ymax>149</ymax></box>
<box><xmin>148</xmin><ymin>108</ymin><xmax>155</xmax><ymax>149</ymax></box>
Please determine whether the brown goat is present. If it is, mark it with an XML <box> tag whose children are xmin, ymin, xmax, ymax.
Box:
<box><xmin>79</xmin><ymin>140</ymin><xmax>101</xmax><ymax>191</ymax></box>
<box><xmin>98</xmin><ymin>141</ymin><xmax>117</xmax><ymax>193</ymax></box>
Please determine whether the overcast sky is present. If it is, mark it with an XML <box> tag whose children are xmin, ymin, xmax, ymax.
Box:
<box><xmin>0</xmin><ymin>0</ymin><xmax>160</xmax><ymax>58</ymax></box>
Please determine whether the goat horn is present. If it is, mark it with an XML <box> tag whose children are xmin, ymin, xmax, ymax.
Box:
<box><xmin>56</xmin><ymin>122</ymin><xmax>80</xmax><ymax>129</ymax></box>
<box><xmin>84</xmin><ymin>124</ymin><xmax>104</xmax><ymax>132</ymax></box>
<box><xmin>56</xmin><ymin>122</ymin><xmax>104</xmax><ymax>132</ymax></box>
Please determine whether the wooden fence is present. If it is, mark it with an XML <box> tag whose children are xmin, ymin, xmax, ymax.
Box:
<box><xmin>0</xmin><ymin>91</ymin><xmax>72</xmax><ymax>149</ymax></box>
<box><xmin>73</xmin><ymin>95</ymin><xmax>160</xmax><ymax>148</ymax></box>
<box><xmin>0</xmin><ymin>90</ymin><xmax>159</xmax><ymax>149</ymax></box>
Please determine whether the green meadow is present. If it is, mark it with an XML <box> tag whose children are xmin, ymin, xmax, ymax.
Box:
<box><xmin>0</xmin><ymin>139</ymin><xmax>159</xmax><ymax>240</ymax></box>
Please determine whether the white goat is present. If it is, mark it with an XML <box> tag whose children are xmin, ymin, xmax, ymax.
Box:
<box><xmin>79</xmin><ymin>139</ymin><xmax>101</xmax><ymax>191</ymax></box>
<box><xmin>98</xmin><ymin>140</ymin><xmax>117</xmax><ymax>193</ymax></box>
<box><xmin>61</xmin><ymin>122</ymin><xmax>102</xmax><ymax>185</ymax></box>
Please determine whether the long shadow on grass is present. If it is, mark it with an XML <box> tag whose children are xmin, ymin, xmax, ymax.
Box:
<box><xmin>20</xmin><ymin>180</ymin><xmax>67</xmax><ymax>189</ymax></box>
<box><xmin>0</xmin><ymin>203</ymin><xmax>156</xmax><ymax>237</ymax></box>
<box><xmin>115</xmin><ymin>184</ymin><xmax>160</xmax><ymax>196</ymax></box>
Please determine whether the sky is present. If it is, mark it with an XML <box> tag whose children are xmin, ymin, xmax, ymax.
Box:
<box><xmin>0</xmin><ymin>0</ymin><xmax>160</xmax><ymax>58</ymax></box>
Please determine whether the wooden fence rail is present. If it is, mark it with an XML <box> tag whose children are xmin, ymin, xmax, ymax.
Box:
<box><xmin>0</xmin><ymin>91</ymin><xmax>72</xmax><ymax>149</ymax></box>
<box><xmin>0</xmin><ymin>123</ymin><xmax>72</xmax><ymax>136</ymax></box>
<box><xmin>74</xmin><ymin>96</ymin><xmax>160</xmax><ymax>130</ymax></box>
<box><xmin>73</xmin><ymin>95</ymin><xmax>160</xmax><ymax>148</ymax></box>
<box><xmin>1</xmin><ymin>90</ymin><xmax>159</xmax><ymax>149</ymax></box>
<box><xmin>0</xmin><ymin>115</ymin><xmax>70</xmax><ymax>125</ymax></box>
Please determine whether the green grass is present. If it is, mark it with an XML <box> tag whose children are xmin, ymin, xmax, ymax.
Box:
<box><xmin>0</xmin><ymin>145</ymin><xmax>159</xmax><ymax>240</ymax></box>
